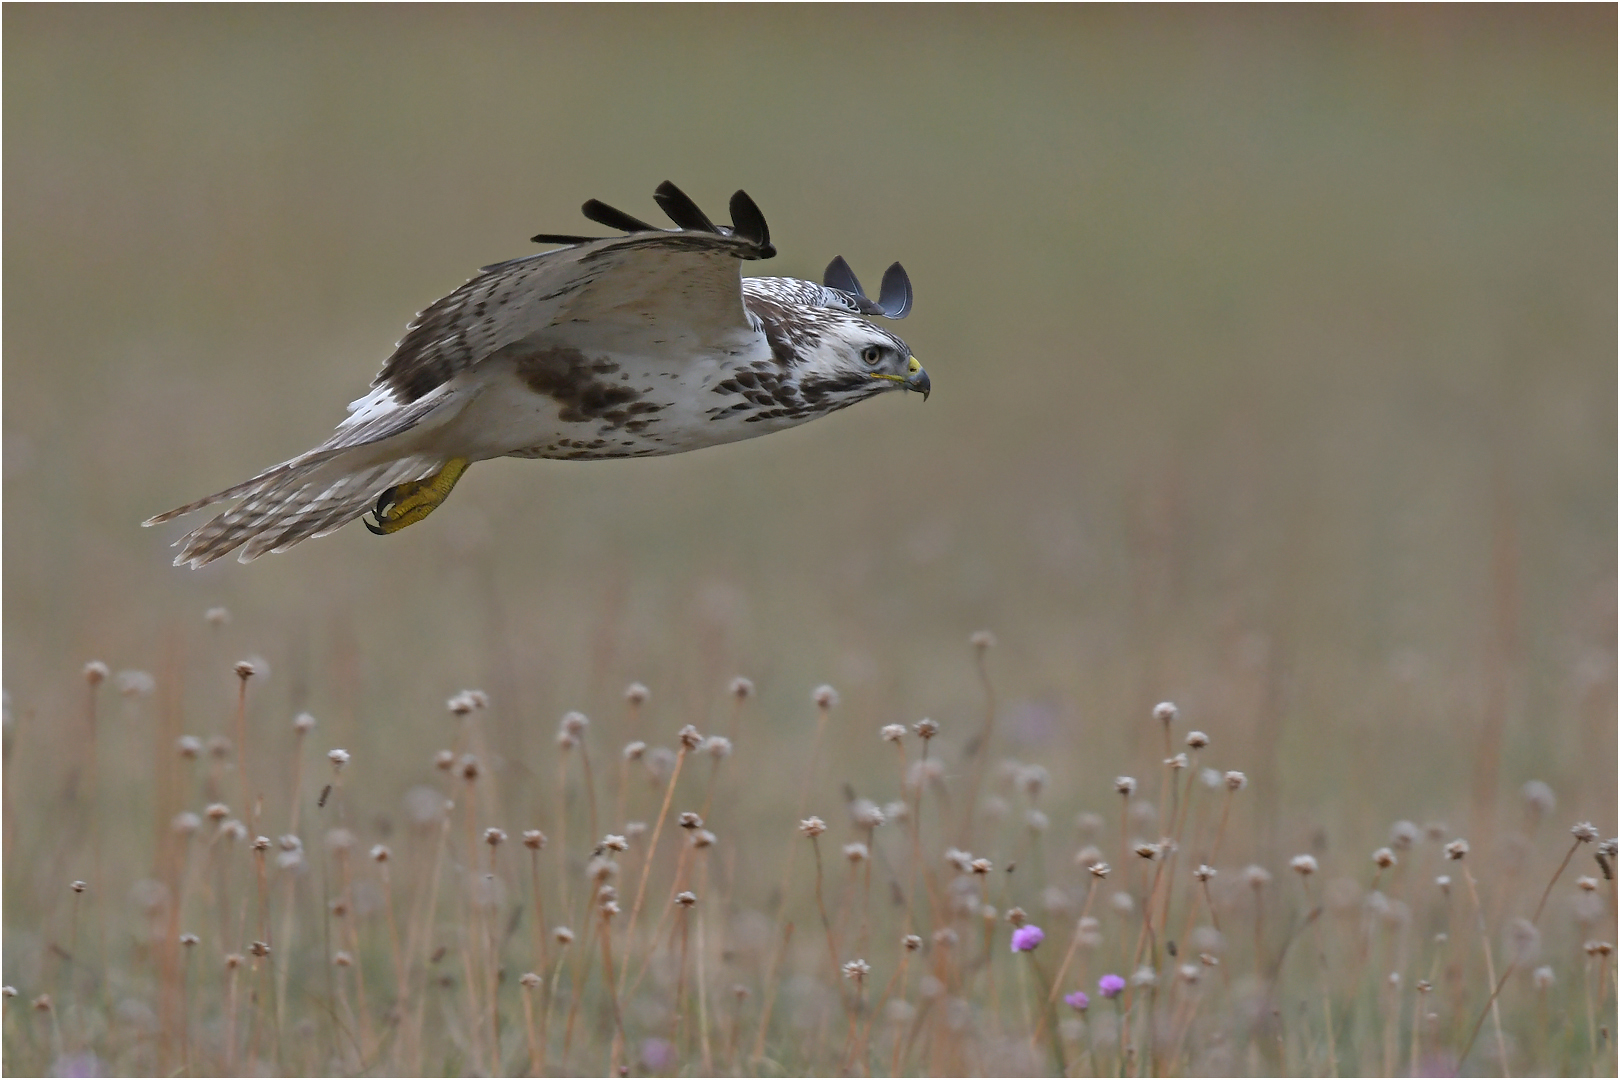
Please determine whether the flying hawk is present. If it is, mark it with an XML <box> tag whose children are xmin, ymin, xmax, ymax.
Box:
<box><xmin>145</xmin><ymin>181</ymin><xmax>928</xmax><ymax>567</ymax></box>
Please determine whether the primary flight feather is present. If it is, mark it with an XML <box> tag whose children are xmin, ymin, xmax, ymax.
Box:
<box><xmin>145</xmin><ymin>181</ymin><xmax>929</xmax><ymax>567</ymax></box>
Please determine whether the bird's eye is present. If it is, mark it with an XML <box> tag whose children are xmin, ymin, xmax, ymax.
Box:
<box><xmin>861</xmin><ymin>346</ymin><xmax>884</xmax><ymax>366</ymax></box>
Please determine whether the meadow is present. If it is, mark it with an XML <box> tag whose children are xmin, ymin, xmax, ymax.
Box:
<box><xmin>3</xmin><ymin>7</ymin><xmax>1615</xmax><ymax>1076</ymax></box>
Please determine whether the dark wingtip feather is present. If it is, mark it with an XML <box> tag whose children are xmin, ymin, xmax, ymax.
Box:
<box><xmin>877</xmin><ymin>262</ymin><xmax>913</xmax><ymax>319</ymax></box>
<box><xmin>823</xmin><ymin>256</ymin><xmax>866</xmax><ymax>298</ymax></box>
<box><xmin>653</xmin><ymin>181</ymin><xmax>717</xmax><ymax>233</ymax></box>
<box><xmin>728</xmin><ymin>190</ymin><xmax>771</xmax><ymax>249</ymax></box>
<box><xmin>582</xmin><ymin>199</ymin><xmax>655</xmax><ymax>234</ymax></box>
<box><xmin>530</xmin><ymin>232</ymin><xmax>603</xmax><ymax>246</ymax></box>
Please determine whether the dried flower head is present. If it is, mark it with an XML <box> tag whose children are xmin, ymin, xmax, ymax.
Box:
<box><xmin>1444</xmin><ymin>839</ymin><xmax>1469</xmax><ymax>860</ymax></box>
<box><xmin>903</xmin><ymin>933</ymin><xmax>923</xmax><ymax>951</ymax></box>
<box><xmin>703</xmin><ymin>735</ymin><xmax>732</xmax><ymax>760</ymax></box>
<box><xmin>1373</xmin><ymin>847</ymin><xmax>1397</xmax><ymax>869</ymax></box>
<box><xmin>677</xmin><ymin>724</ymin><xmax>703</xmax><ymax>750</ymax></box>
<box><xmin>622</xmin><ymin>740</ymin><xmax>647</xmax><ymax>761</ymax></box>
<box><xmin>674</xmin><ymin>891</ymin><xmax>697</xmax><ymax>908</ymax></box>
<box><xmin>179</xmin><ymin>933</ymin><xmax>199</xmax><ymax>947</ymax></box>
<box><xmin>881</xmin><ymin>723</ymin><xmax>907</xmax><ymax>743</ymax></box>
<box><xmin>83</xmin><ymin>661</ymin><xmax>110</xmax><ymax>685</ymax></box>
<box><xmin>459</xmin><ymin>755</ymin><xmax>480</xmax><ymax>782</ymax></box>
<box><xmin>224</xmin><ymin>954</ymin><xmax>244</xmax><ymax>970</ymax></box>
<box><xmin>1006</xmin><ymin>906</ymin><xmax>1028</xmax><ymax>927</ymax></box>
<box><xmin>327</xmin><ymin>748</ymin><xmax>350</xmax><ymax>771</ymax></box>
<box><xmin>1435</xmin><ymin>875</ymin><xmax>1452</xmax><ymax>893</ymax></box>
<box><xmin>251</xmin><ymin>836</ymin><xmax>271</xmax><ymax>852</ymax></box>
<box><xmin>32</xmin><ymin>993</ymin><xmax>53</xmax><ymax>1011</ymax></box>
<box><xmin>333</xmin><ymin>950</ymin><xmax>352</xmax><ymax>967</ymax></box>
<box><xmin>844</xmin><ymin>842</ymin><xmax>870</xmax><ymax>863</ymax></box>
<box><xmin>204</xmin><ymin>606</ymin><xmax>231</xmax><ymax>626</ymax></box>
<box><xmin>970</xmin><ymin>629</ymin><xmax>997</xmax><ymax>649</ymax></box>
<box><xmin>1152</xmin><ymin>702</ymin><xmax>1178</xmax><ymax>725</ymax></box>
<box><xmin>1572</xmin><ymin>822</ymin><xmax>1600</xmax><ymax>843</ymax></box>
<box><xmin>1521</xmin><ymin>780</ymin><xmax>1556</xmax><ymax>816</ymax></box>
<box><xmin>1290</xmin><ymin>854</ymin><xmax>1318</xmax><ymax>876</ymax></box>
<box><xmin>1224</xmin><ymin>771</ymin><xmax>1248</xmax><ymax>791</ymax></box>
<box><xmin>233</xmin><ymin>660</ymin><xmax>256</xmax><ymax>680</ymax></box>
<box><xmin>205</xmin><ymin>803</ymin><xmax>230</xmax><ymax>821</ymax></box>
<box><xmin>851</xmin><ymin>800</ymin><xmax>886</xmax><ymax>829</ymax></box>
<box><xmin>625</xmin><ymin>682</ymin><xmax>649</xmax><ymax>705</ymax></box>
<box><xmin>913</xmin><ymin>718</ymin><xmax>939</xmax><ymax>739</ymax></box>
<box><xmin>1585</xmin><ymin>940</ymin><xmax>1613</xmax><ymax>957</ymax></box>
<box><xmin>1164</xmin><ymin>753</ymin><xmax>1188</xmax><ymax>770</ymax></box>
<box><xmin>520</xmin><ymin>830</ymin><xmax>546</xmax><ymax>851</ymax></box>
<box><xmin>1026</xmin><ymin>809</ymin><xmax>1050</xmax><ymax>833</ymax></box>
<box><xmin>555</xmin><ymin>730</ymin><xmax>577</xmax><ymax>751</ymax></box>
<box><xmin>1532</xmin><ymin>965</ymin><xmax>1555</xmax><ymax>990</ymax></box>
<box><xmin>945</xmin><ymin>848</ymin><xmax>974</xmax><ymax>872</ymax></box>
<box><xmin>842</xmin><ymin>958</ymin><xmax>870</xmax><ymax>979</ymax></box>
<box><xmin>1193</xmin><ymin>864</ymin><xmax>1216</xmax><ymax>882</ymax></box>
<box><xmin>69</xmin><ymin>880</ymin><xmax>87</xmax><ymax>894</ymax></box>
<box><xmin>932</xmin><ymin>927</ymin><xmax>958</xmax><ymax>947</ymax></box>
<box><xmin>364</xmin><ymin>843</ymin><xmax>389</xmax><ymax>864</ymax></box>
<box><xmin>1088</xmin><ymin>861</ymin><xmax>1111</xmax><ymax>879</ymax></box>
<box><xmin>249</xmin><ymin>940</ymin><xmax>270</xmax><ymax>958</ymax></box>
<box><xmin>219</xmin><ymin>820</ymin><xmax>247</xmax><ymax>842</ymax></box>
<box><xmin>1390</xmin><ymin>820</ymin><xmax>1419</xmax><ymax>850</ymax></box>
<box><xmin>446</xmin><ymin>692</ymin><xmax>479</xmax><ymax>717</ymax></box>
<box><xmin>484</xmin><ymin>828</ymin><xmax>506</xmax><ymax>848</ymax></box>
<box><xmin>1577</xmin><ymin>876</ymin><xmax>1599</xmax><ymax>892</ymax></box>
<box><xmin>1186</xmin><ymin>730</ymin><xmax>1209</xmax><ymax>749</ymax></box>
<box><xmin>176</xmin><ymin>735</ymin><xmax>203</xmax><ymax>760</ymax></box>
<box><xmin>813</xmin><ymin>685</ymin><xmax>840</xmax><ymax>710</ymax></box>
<box><xmin>679</xmin><ymin>812</ymin><xmax>704</xmax><ymax>830</ymax></box>
<box><xmin>1244</xmin><ymin>865</ymin><xmax>1272</xmax><ymax>888</ymax></box>
<box><xmin>1424</xmin><ymin>821</ymin><xmax>1449</xmax><ymax>842</ymax></box>
<box><xmin>1114</xmin><ymin>776</ymin><xmax>1137</xmax><ymax>796</ymax></box>
<box><xmin>602</xmin><ymin>834</ymin><xmax>628</xmax><ymax>852</ymax></box>
<box><xmin>799</xmin><ymin>817</ymin><xmax>826</xmax><ymax>838</ymax></box>
<box><xmin>1018</xmin><ymin>764</ymin><xmax>1050</xmax><ymax>797</ymax></box>
<box><xmin>970</xmin><ymin>857</ymin><xmax>993</xmax><ymax>876</ymax></box>
<box><xmin>172</xmin><ymin>812</ymin><xmax>201</xmax><ymax>835</ymax></box>
<box><xmin>433</xmin><ymin>749</ymin><xmax>455</xmax><ymax>771</ymax></box>
<box><xmin>728</xmin><ymin>676</ymin><xmax>753</xmax><ymax>700</ymax></box>
<box><xmin>554</xmin><ymin>927</ymin><xmax>575</xmax><ymax>945</ymax></box>
<box><xmin>625</xmin><ymin>822</ymin><xmax>647</xmax><ymax>840</ymax></box>
<box><xmin>520</xmin><ymin>972</ymin><xmax>542</xmax><ymax>988</ymax></box>
<box><xmin>208</xmin><ymin>736</ymin><xmax>232</xmax><ymax>759</ymax></box>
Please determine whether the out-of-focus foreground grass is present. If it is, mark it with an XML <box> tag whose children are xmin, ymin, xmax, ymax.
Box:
<box><xmin>3</xmin><ymin>7</ymin><xmax>1614</xmax><ymax>1076</ymax></box>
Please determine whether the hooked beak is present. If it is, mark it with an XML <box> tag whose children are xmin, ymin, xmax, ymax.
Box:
<box><xmin>905</xmin><ymin>356</ymin><xmax>931</xmax><ymax>401</ymax></box>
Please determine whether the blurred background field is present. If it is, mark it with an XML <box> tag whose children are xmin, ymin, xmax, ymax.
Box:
<box><xmin>3</xmin><ymin>6</ymin><xmax>1615</xmax><ymax>1076</ymax></box>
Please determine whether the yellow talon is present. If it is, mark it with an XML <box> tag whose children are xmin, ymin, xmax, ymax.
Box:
<box><xmin>365</xmin><ymin>458</ymin><xmax>470</xmax><ymax>535</ymax></box>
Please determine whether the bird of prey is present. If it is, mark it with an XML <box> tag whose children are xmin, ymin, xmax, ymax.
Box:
<box><xmin>145</xmin><ymin>181</ymin><xmax>928</xmax><ymax>567</ymax></box>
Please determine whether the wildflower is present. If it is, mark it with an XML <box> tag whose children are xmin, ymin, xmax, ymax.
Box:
<box><xmin>1290</xmin><ymin>854</ymin><xmax>1317</xmax><ymax>876</ymax></box>
<box><xmin>932</xmin><ymin>928</ymin><xmax>958</xmax><ymax>947</ymax></box>
<box><xmin>970</xmin><ymin>858</ymin><xmax>993</xmax><ymax>876</ymax></box>
<box><xmin>251</xmin><ymin>836</ymin><xmax>271</xmax><ymax>852</ymax></box>
<box><xmin>1193</xmin><ymin>864</ymin><xmax>1216</xmax><ymax>882</ymax></box>
<box><xmin>622</xmin><ymin>741</ymin><xmax>646</xmax><ymax>761</ymax></box>
<box><xmin>679</xmin><ymin>812</ymin><xmax>704</xmax><ymax>830</ymax></box>
<box><xmin>459</xmin><ymin>755</ymin><xmax>480</xmax><ymax>781</ymax></box>
<box><xmin>1577</xmin><ymin>876</ymin><xmax>1598</xmax><ymax>892</ymax></box>
<box><xmin>178</xmin><ymin>934</ymin><xmax>198</xmax><ymax>947</ymax></box>
<box><xmin>520</xmin><ymin>972</ymin><xmax>541</xmax><ymax>989</ymax></box>
<box><xmin>903</xmin><ymin>934</ymin><xmax>923</xmax><ymax>951</ymax></box>
<box><xmin>1153</xmin><ymin>701</ymin><xmax>1178</xmax><ymax>724</ymax></box>
<box><xmin>1114</xmin><ymin>776</ymin><xmax>1137</xmax><ymax>796</ymax></box>
<box><xmin>204</xmin><ymin>606</ymin><xmax>230</xmax><ymax>626</ymax></box>
<box><xmin>172</xmin><ymin>812</ymin><xmax>201</xmax><ymax>835</ymax></box>
<box><xmin>843</xmin><ymin>842</ymin><xmax>869</xmax><ymax>863</ymax></box>
<box><xmin>1533</xmin><ymin>966</ymin><xmax>1555</xmax><ymax>989</ymax></box>
<box><xmin>554</xmin><ymin>927</ymin><xmax>574</xmax><ymax>945</ymax></box>
<box><xmin>851</xmin><ymin>800</ymin><xmax>886</xmax><ymax>829</ymax></box>
<box><xmin>1186</xmin><ymin>730</ymin><xmax>1209</xmax><ymax>749</ymax></box>
<box><xmin>70</xmin><ymin>881</ymin><xmax>87</xmax><ymax>894</ymax></box>
<box><xmin>1585</xmin><ymin>941</ymin><xmax>1613</xmax><ymax>957</ymax></box>
<box><xmin>1521</xmin><ymin>780</ymin><xmax>1556</xmax><ymax>815</ymax></box>
<box><xmin>1200</xmin><ymin>767</ymin><xmax>1223</xmax><ymax>789</ymax></box>
<box><xmin>434</xmin><ymin>749</ymin><xmax>455</xmax><ymax>771</ymax></box>
<box><xmin>249</xmin><ymin>941</ymin><xmax>270</xmax><ymax>958</ymax></box>
<box><xmin>674</xmin><ymin>891</ymin><xmax>697</xmax><ymax>908</ymax></box>
<box><xmin>1088</xmin><ymin>861</ymin><xmax>1111</xmax><ymax>879</ymax></box>
<box><xmin>177</xmin><ymin>736</ymin><xmax>202</xmax><ymax>759</ymax></box>
<box><xmin>813</xmin><ymin>685</ymin><xmax>839</xmax><ymax>709</ymax></box>
<box><xmin>327</xmin><ymin>748</ymin><xmax>350</xmax><ymax>771</ymax></box>
<box><xmin>484</xmin><ymin>828</ymin><xmax>506</xmax><ymax>847</ymax></box>
<box><xmin>970</xmin><ymin>629</ymin><xmax>996</xmax><ymax>649</ymax></box>
<box><xmin>1373</xmin><ymin>847</ymin><xmax>1397</xmax><ymax>869</ymax></box>
<box><xmin>560</xmin><ymin>711</ymin><xmax>588</xmax><ymax>737</ymax></box>
<box><xmin>728</xmin><ymin>677</ymin><xmax>753</xmax><ymax>700</ymax></box>
<box><xmin>1164</xmin><ymin>753</ymin><xmax>1188</xmax><ymax>770</ymax></box>
<box><xmin>1389</xmin><ymin>820</ymin><xmax>1419</xmax><ymax>850</ymax></box>
<box><xmin>333</xmin><ymin>951</ymin><xmax>352</xmax><ymax>966</ymax></box>
<box><xmin>523</xmin><ymin>830</ymin><xmax>546</xmax><ymax>850</ymax></box>
<box><xmin>1178</xmin><ymin>964</ymin><xmax>1200</xmax><ymax>983</ymax></box>
<box><xmin>602</xmin><ymin>834</ymin><xmax>628</xmax><ymax>852</ymax></box>
<box><xmin>799</xmin><ymin>817</ymin><xmax>826</xmax><ymax>838</ymax></box>
<box><xmin>1018</xmin><ymin>764</ymin><xmax>1049</xmax><ymax>797</ymax></box>
<box><xmin>1098</xmin><ymin>973</ymin><xmax>1126</xmax><ymax>999</ymax></box>
<box><xmin>1010</xmin><ymin>925</ymin><xmax>1045</xmax><ymax>952</ymax></box>
<box><xmin>1244</xmin><ymin>865</ymin><xmax>1271</xmax><ymax>888</ymax></box>
<box><xmin>1444</xmin><ymin>839</ymin><xmax>1469</xmax><ymax>860</ymax></box>
<box><xmin>677</xmin><ymin>724</ymin><xmax>703</xmax><ymax>750</ymax></box>
<box><xmin>1134</xmin><ymin>842</ymin><xmax>1160</xmax><ymax>860</ymax></box>
<box><xmin>1006</xmin><ymin>906</ymin><xmax>1028</xmax><ymax>927</ymax></box>
<box><xmin>1572</xmin><ymin>822</ymin><xmax>1600</xmax><ymax>843</ymax></box>
<box><xmin>1131</xmin><ymin>966</ymin><xmax>1157</xmax><ymax>987</ymax></box>
<box><xmin>1435</xmin><ymin>875</ymin><xmax>1451</xmax><ymax>893</ymax></box>
<box><xmin>945</xmin><ymin>848</ymin><xmax>974</xmax><ymax>873</ymax></box>
<box><xmin>205</xmin><ymin>803</ymin><xmax>230</xmax><ymax>821</ymax></box>
<box><xmin>842</xmin><ymin>958</ymin><xmax>870</xmax><ymax>979</ymax></box>
<box><xmin>1027</xmin><ymin>809</ymin><xmax>1050</xmax><ymax>833</ymax></box>
<box><xmin>624</xmin><ymin>682</ymin><xmax>649</xmax><ymax>705</ymax></box>
<box><xmin>1065</xmin><ymin>990</ymin><xmax>1090</xmax><ymax>1011</ymax></box>
<box><xmin>293</xmin><ymin>712</ymin><xmax>316</xmax><ymax>734</ymax></box>
<box><xmin>881</xmin><ymin>724</ymin><xmax>907</xmax><ymax>742</ymax></box>
<box><xmin>1224</xmin><ymin>771</ymin><xmax>1247</xmax><ymax>790</ymax></box>
<box><xmin>556</xmin><ymin>729</ymin><xmax>577</xmax><ymax>750</ymax></box>
<box><xmin>370</xmin><ymin>844</ymin><xmax>390</xmax><ymax>863</ymax></box>
<box><xmin>913</xmin><ymin>718</ymin><xmax>939</xmax><ymax>739</ymax></box>
<box><xmin>703</xmin><ymin>735</ymin><xmax>732</xmax><ymax>760</ymax></box>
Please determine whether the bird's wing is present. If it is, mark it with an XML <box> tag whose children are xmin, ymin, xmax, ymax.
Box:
<box><xmin>375</xmin><ymin>182</ymin><xmax>776</xmax><ymax>403</ymax></box>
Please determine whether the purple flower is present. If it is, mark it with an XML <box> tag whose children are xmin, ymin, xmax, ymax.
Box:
<box><xmin>639</xmin><ymin>1038</ymin><xmax>675</xmax><ymax>1073</ymax></box>
<box><xmin>1009</xmin><ymin>924</ymin><xmax>1045</xmax><ymax>952</ymax></box>
<box><xmin>1098</xmin><ymin>973</ymin><xmax>1126</xmax><ymax>999</ymax></box>
<box><xmin>1064</xmin><ymin>990</ymin><xmax>1090</xmax><ymax>1011</ymax></box>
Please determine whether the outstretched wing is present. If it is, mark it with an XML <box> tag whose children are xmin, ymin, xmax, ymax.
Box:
<box><xmin>376</xmin><ymin>182</ymin><xmax>776</xmax><ymax>403</ymax></box>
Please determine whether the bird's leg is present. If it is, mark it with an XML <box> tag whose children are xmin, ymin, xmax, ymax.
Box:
<box><xmin>365</xmin><ymin>458</ymin><xmax>471</xmax><ymax>535</ymax></box>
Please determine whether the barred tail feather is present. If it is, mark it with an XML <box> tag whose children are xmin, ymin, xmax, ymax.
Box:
<box><xmin>165</xmin><ymin>451</ymin><xmax>444</xmax><ymax>568</ymax></box>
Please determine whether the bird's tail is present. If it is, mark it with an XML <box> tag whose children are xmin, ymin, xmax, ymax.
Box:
<box><xmin>145</xmin><ymin>448</ymin><xmax>447</xmax><ymax>568</ymax></box>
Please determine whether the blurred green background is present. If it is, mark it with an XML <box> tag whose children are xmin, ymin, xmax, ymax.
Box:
<box><xmin>4</xmin><ymin>5</ymin><xmax>1614</xmax><ymax>893</ymax></box>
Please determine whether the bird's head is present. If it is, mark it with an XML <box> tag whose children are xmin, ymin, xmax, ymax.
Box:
<box><xmin>803</xmin><ymin>317</ymin><xmax>929</xmax><ymax>403</ymax></box>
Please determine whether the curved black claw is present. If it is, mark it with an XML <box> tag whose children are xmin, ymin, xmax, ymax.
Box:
<box><xmin>363</xmin><ymin>515</ymin><xmax>387</xmax><ymax>536</ymax></box>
